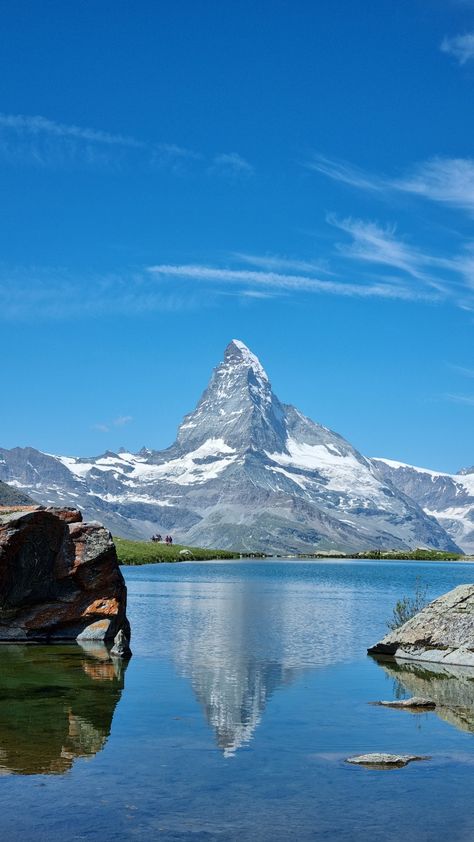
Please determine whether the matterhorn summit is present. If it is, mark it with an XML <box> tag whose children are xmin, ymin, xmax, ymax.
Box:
<box><xmin>176</xmin><ymin>339</ymin><xmax>287</xmax><ymax>454</ymax></box>
<box><xmin>0</xmin><ymin>340</ymin><xmax>462</xmax><ymax>554</ymax></box>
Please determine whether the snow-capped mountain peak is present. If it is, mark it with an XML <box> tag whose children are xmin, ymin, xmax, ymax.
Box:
<box><xmin>225</xmin><ymin>339</ymin><xmax>269</xmax><ymax>383</ymax></box>
<box><xmin>176</xmin><ymin>339</ymin><xmax>287</xmax><ymax>453</ymax></box>
<box><xmin>0</xmin><ymin>341</ymin><xmax>465</xmax><ymax>554</ymax></box>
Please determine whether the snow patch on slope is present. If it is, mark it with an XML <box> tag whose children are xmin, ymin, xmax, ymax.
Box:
<box><xmin>60</xmin><ymin>440</ymin><xmax>237</xmax><ymax>488</ymax></box>
<box><xmin>268</xmin><ymin>439</ymin><xmax>381</xmax><ymax>495</ymax></box>
<box><xmin>374</xmin><ymin>457</ymin><xmax>474</xmax><ymax>494</ymax></box>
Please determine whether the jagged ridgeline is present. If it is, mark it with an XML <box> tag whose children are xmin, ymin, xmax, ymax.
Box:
<box><xmin>0</xmin><ymin>340</ymin><xmax>468</xmax><ymax>554</ymax></box>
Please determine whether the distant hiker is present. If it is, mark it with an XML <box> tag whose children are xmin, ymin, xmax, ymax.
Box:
<box><xmin>169</xmin><ymin>535</ymin><xmax>173</xmax><ymax>545</ymax></box>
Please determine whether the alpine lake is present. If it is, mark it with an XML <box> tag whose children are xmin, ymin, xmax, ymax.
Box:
<box><xmin>1</xmin><ymin>559</ymin><xmax>474</xmax><ymax>841</ymax></box>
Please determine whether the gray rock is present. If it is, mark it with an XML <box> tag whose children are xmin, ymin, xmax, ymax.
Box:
<box><xmin>374</xmin><ymin>697</ymin><xmax>436</xmax><ymax>709</ymax></box>
<box><xmin>346</xmin><ymin>753</ymin><xmax>429</xmax><ymax>768</ymax></box>
<box><xmin>368</xmin><ymin>584</ymin><xmax>474</xmax><ymax>667</ymax></box>
<box><xmin>110</xmin><ymin>628</ymin><xmax>132</xmax><ymax>659</ymax></box>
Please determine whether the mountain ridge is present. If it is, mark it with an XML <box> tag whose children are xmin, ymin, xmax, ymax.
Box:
<box><xmin>0</xmin><ymin>340</ymin><xmax>464</xmax><ymax>554</ymax></box>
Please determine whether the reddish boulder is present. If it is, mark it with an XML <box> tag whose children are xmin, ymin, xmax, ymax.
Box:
<box><xmin>0</xmin><ymin>508</ymin><xmax>130</xmax><ymax>648</ymax></box>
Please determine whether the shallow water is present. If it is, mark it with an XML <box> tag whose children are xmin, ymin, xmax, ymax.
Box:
<box><xmin>1</xmin><ymin>559</ymin><xmax>474</xmax><ymax>840</ymax></box>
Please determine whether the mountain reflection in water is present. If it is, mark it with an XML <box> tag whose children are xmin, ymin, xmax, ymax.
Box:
<box><xmin>132</xmin><ymin>571</ymin><xmax>361</xmax><ymax>756</ymax></box>
<box><xmin>375</xmin><ymin>657</ymin><xmax>474</xmax><ymax>735</ymax></box>
<box><xmin>0</xmin><ymin>644</ymin><xmax>127</xmax><ymax>775</ymax></box>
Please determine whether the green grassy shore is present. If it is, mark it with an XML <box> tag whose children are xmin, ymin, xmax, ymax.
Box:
<box><xmin>114</xmin><ymin>537</ymin><xmax>468</xmax><ymax>565</ymax></box>
<box><xmin>294</xmin><ymin>549</ymin><xmax>465</xmax><ymax>561</ymax></box>
<box><xmin>114</xmin><ymin>537</ymin><xmax>241</xmax><ymax>565</ymax></box>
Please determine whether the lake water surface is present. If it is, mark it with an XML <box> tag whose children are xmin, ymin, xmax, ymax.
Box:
<box><xmin>1</xmin><ymin>559</ymin><xmax>474</xmax><ymax>840</ymax></box>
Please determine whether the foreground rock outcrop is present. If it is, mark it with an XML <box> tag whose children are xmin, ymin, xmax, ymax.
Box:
<box><xmin>368</xmin><ymin>584</ymin><xmax>474</xmax><ymax>667</ymax></box>
<box><xmin>0</xmin><ymin>507</ymin><xmax>130</xmax><ymax>647</ymax></box>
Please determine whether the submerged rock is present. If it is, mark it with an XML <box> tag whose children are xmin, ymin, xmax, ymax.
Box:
<box><xmin>346</xmin><ymin>753</ymin><xmax>429</xmax><ymax>769</ymax></box>
<box><xmin>0</xmin><ymin>507</ymin><xmax>131</xmax><ymax>647</ymax></box>
<box><xmin>374</xmin><ymin>697</ymin><xmax>436</xmax><ymax>709</ymax></box>
<box><xmin>368</xmin><ymin>584</ymin><xmax>474</xmax><ymax>667</ymax></box>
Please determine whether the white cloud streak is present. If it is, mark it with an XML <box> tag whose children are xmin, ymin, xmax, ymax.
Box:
<box><xmin>0</xmin><ymin>112</ymin><xmax>252</xmax><ymax>175</ymax></box>
<box><xmin>148</xmin><ymin>263</ymin><xmax>426</xmax><ymax>301</ymax></box>
<box><xmin>209</xmin><ymin>152</ymin><xmax>254</xmax><ymax>177</ymax></box>
<box><xmin>441</xmin><ymin>32</ymin><xmax>474</xmax><ymax>64</ymax></box>
<box><xmin>233</xmin><ymin>252</ymin><xmax>334</xmax><ymax>275</ymax></box>
<box><xmin>448</xmin><ymin>364</ymin><xmax>474</xmax><ymax>378</ymax></box>
<box><xmin>395</xmin><ymin>158</ymin><xmax>474</xmax><ymax>212</ymax></box>
<box><xmin>92</xmin><ymin>415</ymin><xmax>133</xmax><ymax>433</ymax></box>
<box><xmin>307</xmin><ymin>154</ymin><xmax>474</xmax><ymax>213</ymax></box>
<box><xmin>0</xmin><ymin>113</ymin><xmax>146</xmax><ymax>148</ymax></box>
<box><xmin>443</xmin><ymin>393</ymin><xmax>474</xmax><ymax>406</ymax></box>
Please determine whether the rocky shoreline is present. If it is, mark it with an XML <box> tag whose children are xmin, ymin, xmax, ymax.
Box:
<box><xmin>368</xmin><ymin>583</ymin><xmax>474</xmax><ymax>667</ymax></box>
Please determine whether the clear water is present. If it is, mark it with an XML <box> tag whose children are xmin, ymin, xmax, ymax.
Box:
<box><xmin>1</xmin><ymin>559</ymin><xmax>474</xmax><ymax>841</ymax></box>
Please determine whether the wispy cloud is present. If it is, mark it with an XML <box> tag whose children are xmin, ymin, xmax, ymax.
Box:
<box><xmin>0</xmin><ymin>267</ymin><xmax>199</xmax><ymax>320</ymax></box>
<box><xmin>327</xmin><ymin>214</ymin><xmax>474</xmax><ymax>306</ymax></box>
<box><xmin>328</xmin><ymin>216</ymin><xmax>430</xmax><ymax>280</ymax></box>
<box><xmin>209</xmin><ymin>152</ymin><xmax>254</xmax><ymax>177</ymax></box>
<box><xmin>0</xmin><ymin>113</ymin><xmax>145</xmax><ymax>148</ymax></box>
<box><xmin>233</xmin><ymin>252</ymin><xmax>334</xmax><ymax>275</ymax></box>
<box><xmin>307</xmin><ymin>153</ymin><xmax>474</xmax><ymax>213</ymax></box>
<box><xmin>306</xmin><ymin>154</ymin><xmax>385</xmax><ymax>192</ymax></box>
<box><xmin>92</xmin><ymin>415</ymin><xmax>133</xmax><ymax>433</ymax></box>
<box><xmin>441</xmin><ymin>32</ymin><xmax>474</xmax><ymax>64</ymax></box>
<box><xmin>443</xmin><ymin>393</ymin><xmax>474</xmax><ymax>406</ymax></box>
<box><xmin>395</xmin><ymin>158</ymin><xmax>474</xmax><ymax>212</ymax></box>
<box><xmin>148</xmin><ymin>262</ymin><xmax>426</xmax><ymax>301</ymax></box>
<box><xmin>0</xmin><ymin>112</ymin><xmax>252</xmax><ymax>176</ymax></box>
<box><xmin>448</xmin><ymin>364</ymin><xmax>474</xmax><ymax>378</ymax></box>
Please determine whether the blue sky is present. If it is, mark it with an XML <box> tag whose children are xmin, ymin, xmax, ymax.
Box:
<box><xmin>1</xmin><ymin>0</ymin><xmax>474</xmax><ymax>471</ymax></box>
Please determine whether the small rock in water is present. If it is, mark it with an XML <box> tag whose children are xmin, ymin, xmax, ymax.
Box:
<box><xmin>110</xmin><ymin>629</ymin><xmax>132</xmax><ymax>659</ymax></box>
<box><xmin>374</xmin><ymin>697</ymin><xmax>436</xmax><ymax>709</ymax></box>
<box><xmin>346</xmin><ymin>753</ymin><xmax>429</xmax><ymax>769</ymax></box>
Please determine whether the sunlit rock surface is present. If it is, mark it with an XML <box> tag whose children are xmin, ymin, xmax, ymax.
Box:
<box><xmin>369</xmin><ymin>584</ymin><xmax>474</xmax><ymax>667</ymax></box>
<box><xmin>0</xmin><ymin>507</ymin><xmax>130</xmax><ymax>643</ymax></box>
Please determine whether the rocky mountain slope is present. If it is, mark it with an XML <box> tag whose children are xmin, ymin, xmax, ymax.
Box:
<box><xmin>373</xmin><ymin>458</ymin><xmax>474</xmax><ymax>554</ymax></box>
<box><xmin>0</xmin><ymin>340</ymin><xmax>462</xmax><ymax>554</ymax></box>
<box><xmin>0</xmin><ymin>479</ymin><xmax>34</xmax><ymax>507</ymax></box>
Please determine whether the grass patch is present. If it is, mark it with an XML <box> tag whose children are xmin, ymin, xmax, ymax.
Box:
<box><xmin>300</xmin><ymin>549</ymin><xmax>464</xmax><ymax>561</ymax></box>
<box><xmin>353</xmin><ymin>549</ymin><xmax>463</xmax><ymax>561</ymax></box>
<box><xmin>114</xmin><ymin>536</ymin><xmax>240</xmax><ymax>565</ymax></box>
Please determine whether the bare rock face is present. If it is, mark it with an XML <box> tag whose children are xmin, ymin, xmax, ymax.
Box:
<box><xmin>0</xmin><ymin>507</ymin><xmax>130</xmax><ymax>646</ymax></box>
<box><xmin>368</xmin><ymin>584</ymin><xmax>474</xmax><ymax>667</ymax></box>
